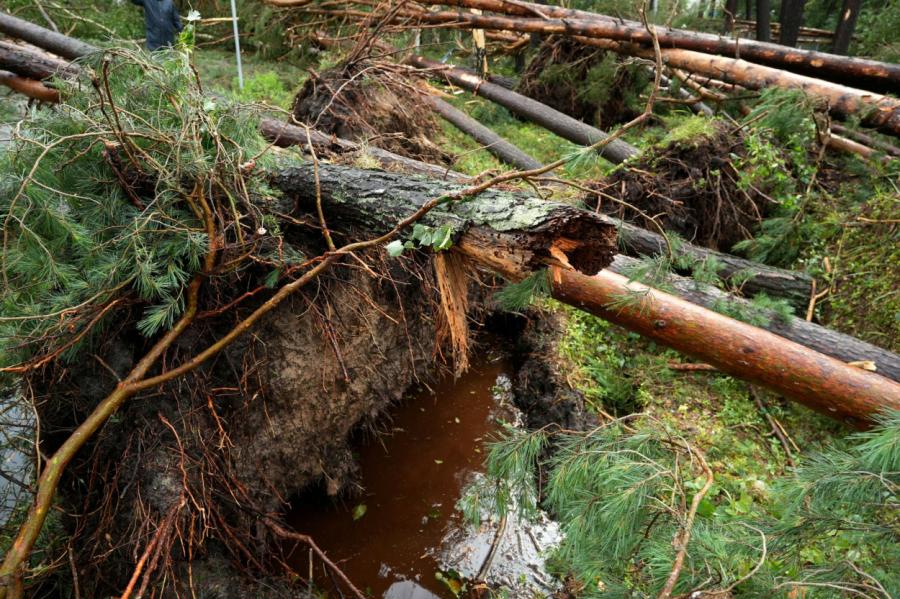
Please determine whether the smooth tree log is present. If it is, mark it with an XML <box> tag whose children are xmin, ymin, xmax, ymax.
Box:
<box><xmin>0</xmin><ymin>70</ymin><xmax>58</xmax><ymax>102</ymax></box>
<box><xmin>550</xmin><ymin>266</ymin><xmax>900</xmax><ymax>428</ymax></box>
<box><xmin>831</xmin><ymin>123</ymin><xmax>900</xmax><ymax>157</ymax></box>
<box><xmin>399</xmin><ymin>9</ymin><xmax>900</xmax><ymax>133</ymax></box>
<box><xmin>608</xmin><ymin>255</ymin><xmax>900</xmax><ymax>382</ymax></box>
<box><xmin>0</xmin><ymin>10</ymin><xmax>98</xmax><ymax>60</ymax></box>
<box><xmin>407</xmin><ymin>54</ymin><xmax>639</xmax><ymax>164</ymax></box>
<box><xmin>270</xmin><ymin>163</ymin><xmax>900</xmax><ymax>425</ymax></box>
<box><xmin>426</xmin><ymin>96</ymin><xmax>544</xmax><ymax>170</ymax></box>
<box><xmin>408</xmin><ymin>0</ymin><xmax>900</xmax><ymax>93</ymax></box>
<box><xmin>831</xmin><ymin>0</ymin><xmax>862</xmax><ymax>55</ymax></box>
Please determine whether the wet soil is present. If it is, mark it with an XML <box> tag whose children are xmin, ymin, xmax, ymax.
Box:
<box><xmin>286</xmin><ymin>353</ymin><xmax>513</xmax><ymax>598</ymax></box>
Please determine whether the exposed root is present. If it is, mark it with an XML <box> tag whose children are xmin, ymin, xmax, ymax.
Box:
<box><xmin>517</xmin><ymin>36</ymin><xmax>648</xmax><ymax>129</ymax></box>
<box><xmin>291</xmin><ymin>59</ymin><xmax>451</xmax><ymax>164</ymax></box>
<box><xmin>587</xmin><ymin>120</ymin><xmax>770</xmax><ymax>250</ymax></box>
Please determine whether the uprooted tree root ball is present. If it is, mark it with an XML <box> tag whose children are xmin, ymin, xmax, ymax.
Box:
<box><xmin>516</xmin><ymin>36</ymin><xmax>649</xmax><ymax>130</ymax></box>
<box><xmin>291</xmin><ymin>59</ymin><xmax>452</xmax><ymax>164</ymax></box>
<box><xmin>587</xmin><ymin>118</ymin><xmax>773</xmax><ymax>251</ymax></box>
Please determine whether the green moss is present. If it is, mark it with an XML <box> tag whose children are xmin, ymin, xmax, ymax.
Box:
<box><xmin>659</xmin><ymin>114</ymin><xmax>719</xmax><ymax>148</ymax></box>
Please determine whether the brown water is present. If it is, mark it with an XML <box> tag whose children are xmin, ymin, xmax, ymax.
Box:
<box><xmin>286</xmin><ymin>356</ymin><xmax>511</xmax><ymax>598</ymax></box>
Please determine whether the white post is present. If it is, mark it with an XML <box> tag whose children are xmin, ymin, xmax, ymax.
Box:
<box><xmin>230</xmin><ymin>0</ymin><xmax>244</xmax><ymax>90</ymax></box>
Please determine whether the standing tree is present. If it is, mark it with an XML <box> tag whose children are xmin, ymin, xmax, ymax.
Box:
<box><xmin>723</xmin><ymin>0</ymin><xmax>739</xmax><ymax>32</ymax></box>
<box><xmin>832</xmin><ymin>0</ymin><xmax>862</xmax><ymax>54</ymax></box>
<box><xmin>757</xmin><ymin>0</ymin><xmax>771</xmax><ymax>40</ymax></box>
<box><xmin>779</xmin><ymin>0</ymin><xmax>807</xmax><ymax>46</ymax></box>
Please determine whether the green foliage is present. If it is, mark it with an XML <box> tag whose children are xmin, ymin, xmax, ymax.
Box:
<box><xmin>233</xmin><ymin>71</ymin><xmax>294</xmax><ymax>109</ymax></box>
<box><xmin>471</xmin><ymin>412</ymin><xmax>900</xmax><ymax>596</ymax></box>
<box><xmin>0</xmin><ymin>49</ymin><xmax>281</xmax><ymax>371</ymax></box>
<box><xmin>494</xmin><ymin>271</ymin><xmax>550</xmax><ymax>311</ymax></box>
<box><xmin>659</xmin><ymin>115</ymin><xmax>718</xmax><ymax>148</ymax></box>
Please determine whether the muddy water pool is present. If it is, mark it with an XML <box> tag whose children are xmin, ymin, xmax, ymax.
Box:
<box><xmin>286</xmin><ymin>354</ymin><xmax>513</xmax><ymax>598</ymax></box>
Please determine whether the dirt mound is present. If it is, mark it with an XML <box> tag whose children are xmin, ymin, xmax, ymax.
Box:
<box><xmin>517</xmin><ymin>36</ymin><xmax>648</xmax><ymax>129</ymax></box>
<box><xmin>292</xmin><ymin>60</ymin><xmax>451</xmax><ymax>164</ymax></box>
<box><xmin>587</xmin><ymin>119</ymin><xmax>770</xmax><ymax>251</ymax></box>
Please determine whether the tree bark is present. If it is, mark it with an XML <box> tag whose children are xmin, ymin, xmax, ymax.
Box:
<box><xmin>271</xmin><ymin>163</ymin><xmax>618</xmax><ymax>280</ymax></box>
<box><xmin>407</xmin><ymin>54</ymin><xmax>639</xmax><ymax>163</ymax></box>
<box><xmin>756</xmin><ymin>0</ymin><xmax>771</xmax><ymax>41</ymax></box>
<box><xmin>426</xmin><ymin>96</ymin><xmax>544</xmax><ymax>171</ymax></box>
<box><xmin>778</xmin><ymin>0</ymin><xmax>807</xmax><ymax>47</ymax></box>
<box><xmin>0</xmin><ymin>40</ymin><xmax>78</xmax><ymax>81</ymax></box>
<box><xmin>549</xmin><ymin>266</ymin><xmax>900</xmax><ymax>428</ymax></box>
<box><xmin>0</xmin><ymin>70</ymin><xmax>58</xmax><ymax>102</ymax></box>
<box><xmin>608</xmin><ymin>255</ymin><xmax>900</xmax><ymax>382</ymax></box>
<box><xmin>407</xmin><ymin>0</ymin><xmax>900</xmax><ymax>94</ymax></box>
<box><xmin>831</xmin><ymin>0</ymin><xmax>861</xmax><ymax>55</ymax></box>
<box><xmin>831</xmin><ymin>123</ymin><xmax>900</xmax><ymax>157</ymax></box>
<box><xmin>269</xmin><ymin>163</ymin><xmax>900</xmax><ymax>425</ymax></box>
<box><xmin>723</xmin><ymin>0</ymin><xmax>739</xmax><ymax>33</ymax></box>
<box><xmin>0</xmin><ymin>10</ymin><xmax>98</xmax><ymax>60</ymax></box>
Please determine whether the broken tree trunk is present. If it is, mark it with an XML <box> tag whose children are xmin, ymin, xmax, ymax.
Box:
<box><xmin>0</xmin><ymin>70</ymin><xmax>58</xmax><ymax>102</ymax></box>
<box><xmin>400</xmin><ymin>10</ymin><xmax>900</xmax><ymax>133</ymax></box>
<box><xmin>408</xmin><ymin>55</ymin><xmax>639</xmax><ymax>164</ymax></box>
<box><xmin>549</xmin><ymin>266</ymin><xmax>900</xmax><ymax>428</ymax></box>
<box><xmin>608</xmin><ymin>255</ymin><xmax>900</xmax><ymax>382</ymax></box>
<box><xmin>271</xmin><ymin>163</ymin><xmax>618</xmax><ymax>279</ymax></box>
<box><xmin>261</xmin><ymin>118</ymin><xmax>812</xmax><ymax>307</ymax></box>
<box><xmin>0</xmin><ymin>10</ymin><xmax>98</xmax><ymax>60</ymax></box>
<box><xmin>270</xmin><ymin>163</ymin><xmax>900</xmax><ymax>425</ymax></box>
<box><xmin>426</xmin><ymin>95</ymin><xmax>544</xmax><ymax>171</ymax></box>
<box><xmin>409</xmin><ymin>0</ymin><xmax>900</xmax><ymax>94</ymax></box>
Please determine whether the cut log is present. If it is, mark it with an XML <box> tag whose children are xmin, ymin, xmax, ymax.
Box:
<box><xmin>269</xmin><ymin>163</ymin><xmax>900</xmax><ymax>425</ymax></box>
<box><xmin>0</xmin><ymin>39</ymin><xmax>78</xmax><ymax>81</ymax></box>
<box><xmin>608</xmin><ymin>255</ymin><xmax>900</xmax><ymax>382</ymax></box>
<box><xmin>426</xmin><ymin>96</ymin><xmax>544</xmax><ymax>171</ymax></box>
<box><xmin>271</xmin><ymin>163</ymin><xmax>618</xmax><ymax>279</ymax></box>
<box><xmin>550</xmin><ymin>266</ymin><xmax>900</xmax><ymax>428</ymax></box>
<box><xmin>831</xmin><ymin>123</ymin><xmax>900</xmax><ymax>157</ymax></box>
<box><xmin>408</xmin><ymin>55</ymin><xmax>639</xmax><ymax>163</ymax></box>
<box><xmin>399</xmin><ymin>9</ymin><xmax>900</xmax><ymax>133</ymax></box>
<box><xmin>259</xmin><ymin>118</ymin><xmax>470</xmax><ymax>181</ymax></box>
<box><xmin>409</xmin><ymin>0</ymin><xmax>900</xmax><ymax>94</ymax></box>
<box><xmin>0</xmin><ymin>10</ymin><xmax>98</xmax><ymax>60</ymax></box>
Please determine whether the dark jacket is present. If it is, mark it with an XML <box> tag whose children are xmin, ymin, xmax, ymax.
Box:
<box><xmin>131</xmin><ymin>0</ymin><xmax>183</xmax><ymax>51</ymax></box>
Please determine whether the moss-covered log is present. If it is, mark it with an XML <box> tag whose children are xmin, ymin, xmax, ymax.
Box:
<box><xmin>271</xmin><ymin>163</ymin><xmax>618</xmax><ymax>278</ymax></box>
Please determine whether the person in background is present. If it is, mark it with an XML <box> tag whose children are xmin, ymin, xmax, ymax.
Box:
<box><xmin>130</xmin><ymin>0</ymin><xmax>182</xmax><ymax>50</ymax></box>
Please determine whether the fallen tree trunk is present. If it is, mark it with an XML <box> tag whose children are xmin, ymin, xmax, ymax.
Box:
<box><xmin>0</xmin><ymin>69</ymin><xmax>58</xmax><ymax>102</ymax></box>
<box><xmin>0</xmin><ymin>10</ymin><xmax>98</xmax><ymax>60</ymax></box>
<box><xmin>0</xmin><ymin>39</ymin><xmax>78</xmax><ymax>81</ymax></box>
<box><xmin>408</xmin><ymin>54</ymin><xmax>639</xmax><ymax>163</ymax></box>
<box><xmin>426</xmin><ymin>95</ymin><xmax>544</xmax><ymax>170</ymax></box>
<box><xmin>614</xmin><ymin>219</ymin><xmax>814</xmax><ymax>307</ymax></box>
<box><xmin>399</xmin><ymin>10</ymin><xmax>900</xmax><ymax>134</ymax></box>
<box><xmin>608</xmin><ymin>255</ymin><xmax>900</xmax><ymax>382</ymax></box>
<box><xmin>271</xmin><ymin>163</ymin><xmax>900</xmax><ymax>425</ymax></box>
<box><xmin>831</xmin><ymin>123</ymin><xmax>900</xmax><ymax>157</ymax></box>
<box><xmin>411</xmin><ymin>0</ymin><xmax>900</xmax><ymax>94</ymax></box>
<box><xmin>262</xmin><ymin>118</ymin><xmax>814</xmax><ymax>307</ymax></box>
<box><xmin>549</xmin><ymin>266</ymin><xmax>900</xmax><ymax>428</ymax></box>
<box><xmin>271</xmin><ymin>163</ymin><xmax>618</xmax><ymax>279</ymax></box>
